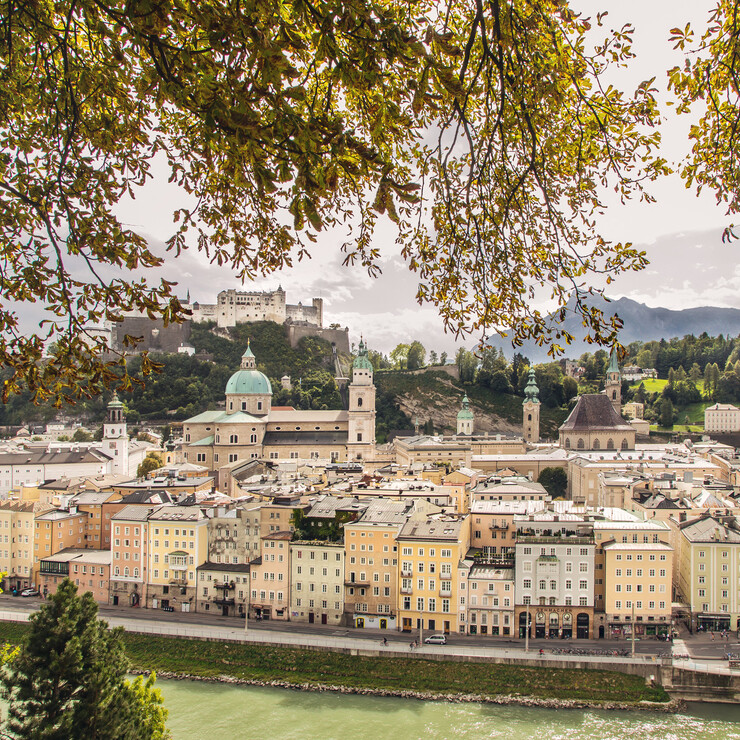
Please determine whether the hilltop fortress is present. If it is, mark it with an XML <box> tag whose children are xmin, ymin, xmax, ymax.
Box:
<box><xmin>190</xmin><ymin>286</ymin><xmax>322</xmax><ymax>328</ymax></box>
<box><xmin>105</xmin><ymin>286</ymin><xmax>350</xmax><ymax>354</ymax></box>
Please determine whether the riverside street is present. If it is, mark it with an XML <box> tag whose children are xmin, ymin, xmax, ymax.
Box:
<box><xmin>1</xmin><ymin>593</ymin><xmax>735</xmax><ymax>662</ymax></box>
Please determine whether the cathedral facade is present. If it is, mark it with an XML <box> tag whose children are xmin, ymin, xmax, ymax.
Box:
<box><xmin>181</xmin><ymin>341</ymin><xmax>376</xmax><ymax>469</ymax></box>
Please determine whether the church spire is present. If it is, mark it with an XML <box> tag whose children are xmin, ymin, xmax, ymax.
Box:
<box><xmin>241</xmin><ymin>339</ymin><xmax>256</xmax><ymax>369</ymax></box>
<box><xmin>524</xmin><ymin>368</ymin><xmax>540</xmax><ymax>403</ymax></box>
<box><xmin>522</xmin><ymin>368</ymin><xmax>540</xmax><ymax>443</ymax></box>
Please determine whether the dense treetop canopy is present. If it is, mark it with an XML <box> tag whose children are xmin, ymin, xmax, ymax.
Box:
<box><xmin>0</xmin><ymin>0</ymin><xmax>735</xmax><ymax>403</ymax></box>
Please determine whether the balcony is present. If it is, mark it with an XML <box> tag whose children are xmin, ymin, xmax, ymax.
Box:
<box><xmin>212</xmin><ymin>596</ymin><xmax>236</xmax><ymax>607</ymax></box>
<box><xmin>471</xmin><ymin>554</ymin><xmax>515</xmax><ymax>567</ymax></box>
<box><xmin>214</xmin><ymin>581</ymin><xmax>235</xmax><ymax>590</ymax></box>
<box><xmin>489</xmin><ymin>522</ymin><xmax>509</xmax><ymax>530</ymax></box>
<box><xmin>439</xmin><ymin>588</ymin><xmax>452</xmax><ymax>598</ymax></box>
<box><xmin>344</xmin><ymin>578</ymin><xmax>370</xmax><ymax>587</ymax></box>
<box><xmin>401</xmin><ymin>569</ymin><xmax>412</xmax><ymax>577</ymax></box>
<box><xmin>400</xmin><ymin>587</ymin><xmax>412</xmax><ymax>595</ymax></box>
<box><xmin>169</xmin><ymin>577</ymin><xmax>188</xmax><ymax>586</ymax></box>
<box><xmin>517</xmin><ymin>534</ymin><xmax>593</xmax><ymax>545</ymax></box>
<box><xmin>440</xmin><ymin>572</ymin><xmax>452</xmax><ymax>581</ymax></box>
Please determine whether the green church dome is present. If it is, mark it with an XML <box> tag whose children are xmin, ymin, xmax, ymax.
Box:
<box><xmin>225</xmin><ymin>341</ymin><xmax>272</xmax><ymax>396</ymax></box>
<box><xmin>225</xmin><ymin>369</ymin><xmax>272</xmax><ymax>395</ymax></box>
<box><xmin>457</xmin><ymin>394</ymin><xmax>474</xmax><ymax>420</ymax></box>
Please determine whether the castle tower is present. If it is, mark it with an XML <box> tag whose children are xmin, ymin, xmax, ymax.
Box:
<box><xmin>605</xmin><ymin>349</ymin><xmax>621</xmax><ymax>414</ymax></box>
<box><xmin>522</xmin><ymin>369</ymin><xmax>540</xmax><ymax>444</ymax></box>
<box><xmin>348</xmin><ymin>339</ymin><xmax>376</xmax><ymax>460</ymax></box>
<box><xmin>456</xmin><ymin>394</ymin><xmax>474</xmax><ymax>436</ymax></box>
<box><xmin>102</xmin><ymin>393</ymin><xmax>129</xmax><ymax>476</ymax></box>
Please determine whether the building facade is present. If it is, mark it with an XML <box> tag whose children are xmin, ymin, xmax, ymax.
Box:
<box><xmin>290</xmin><ymin>541</ymin><xmax>345</xmax><ymax>625</ymax></box>
<box><xmin>146</xmin><ymin>506</ymin><xmax>208</xmax><ymax>612</ymax></box>
<box><xmin>705</xmin><ymin>403</ymin><xmax>740</xmax><ymax>433</ymax></box>
<box><xmin>397</xmin><ymin>517</ymin><xmax>470</xmax><ymax>635</ymax></box>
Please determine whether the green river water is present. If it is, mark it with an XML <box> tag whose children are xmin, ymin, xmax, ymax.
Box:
<box><xmin>157</xmin><ymin>679</ymin><xmax>740</xmax><ymax>739</ymax></box>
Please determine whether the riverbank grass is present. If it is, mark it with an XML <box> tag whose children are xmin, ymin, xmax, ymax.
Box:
<box><xmin>0</xmin><ymin>621</ymin><xmax>668</xmax><ymax>704</ymax></box>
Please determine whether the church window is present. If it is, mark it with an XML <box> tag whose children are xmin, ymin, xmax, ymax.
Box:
<box><xmin>250</xmin><ymin>434</ymin><xmax>257</xmax><ymax>444</ymax></box>
<box><xmin>607</xmin><ymin>438</ymin><xmax>614</xmax><ymax>450</ymax></box>
<box><xmin>621</xmin><ymin>439</ymin><xmax>629</xmax><ymax>450</ymax></box>
<box><xmin>593</xmin><ymin>439</ymin><xmax>600</xmax><ymax>450</ymax></box>
<box><xmin>229</xmin><ymin>454</ymin><xmax>238</xmax><ymax>463</ymax></box>
<box><xmin>257</xmin><ymin>401</ymin><xmax>263</xmax><ymax>410</ymax></box>
<box><xmin>229</xmin><ymin>434</ymin><xmax>238</xmax><ymax>444</ymax></box>
<box><xmin>358</xmin><ymin>397</ymin><xmax>363</xmax><ymax>407</ymax></box>
<box><xmin>577</xmin><ymin>438</ymin><xmax>584</xmax><ymax>449</ymax></box>
<box><xmin>527</xmin><ymin>414</ymin><xmax>532</xmax><ymax>421</ymax></box>
<box><xmin>564</xmin><ymin>438</ymin><xmax>571</xmax><ymax>449</ymax></box>
<box><xmin>335</xmin><ymin>426</ymin><xmax>340</xmax><ymax>430</ymax></box>
<box><xmin>295</xmin><ymin>426</ymin><xmax>301</xmax><ymax>430</ymax></box>
<box><xmin>184</xmin><ymin>434</ymin><xmax>190</xmax><ymax>442</ymax></box>
<box><xmin>357</xmin><ymin>433</ymin><xmax>363</xmax><ymax>442</ymax></box>
<box><xmin>242</xmin><ymin>402</ymin><xmax>247</xmax><ymax>410</ymax></box>
<box><xmin>612</xmin><ymin>390</ymin><xmax>617</xmax><ymax>399</ymax></box>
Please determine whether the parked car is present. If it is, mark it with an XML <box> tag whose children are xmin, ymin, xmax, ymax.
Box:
<box><xmin>20</xmin><ymin>588</ymin><xmax>39</xmax><ymax>597</ymax></box>
<box><xmin>424</xmin><ymin>634</ymin><xmax>447</xmax><ymax>645</ymax></box>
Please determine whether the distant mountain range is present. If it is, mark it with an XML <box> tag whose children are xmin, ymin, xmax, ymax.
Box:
<box><xmin>488</xmin><ymin>296</ymin><xmax>740</xmax><ymax>362</ymax></box>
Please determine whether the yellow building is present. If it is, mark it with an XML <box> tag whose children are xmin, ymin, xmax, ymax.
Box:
<box><xmin>146</xmin><ymin>506</ymin><xmax>208</xmax><ymax>612</ymax></box>
<box><xmin>343</xmin><ymin>501</ymin><xmax>413</xmax><ymax>630</ymax></box>
<box><xmin>33</xmin><ymin>508</ymin><xmax>89</xmax><ymax>587</ymax></box>
<box><xmin>396</xmin><ymin>516</ymin><xmax>470</xmax><ymax>635</ymax></box>
<box><xmin>592</xmin><ymin>517</ymin><xmax>672</xmax><ymax>622</ymax></box>
<box><xmin>676</xmin><ymin>514</ymin><xmax>740</xmax><ymax>632</ymax></box>
<box><xmin>603</xmin><ymin>542</ymin><xmax>673</xmax><ymax>638</ymax></box>
<box><xmin>0</xmin><ymin>501</ymin><xmax>48</xmax><ymax>591</ymax></box>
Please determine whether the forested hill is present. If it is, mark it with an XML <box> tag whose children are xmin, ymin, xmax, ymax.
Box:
<box><xmin>487</xmin><ymin>296</ymin><xmax>740</xmax><ymax>362</ymax></box>
<box><xmin>0</xmin><ymin>322</ymin><xmax>346</xmax><ymax>428</ymax></box>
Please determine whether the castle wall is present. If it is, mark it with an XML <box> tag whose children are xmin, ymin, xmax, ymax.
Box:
<box><xmin>287</xmin><ymin>325</ymin><xmax>350</xmax><ymax>354</ymax></box>
<box><xmin>111</xmin><ymin>317</ymin><xmax>191</xmax><ymax>354</ymax></box>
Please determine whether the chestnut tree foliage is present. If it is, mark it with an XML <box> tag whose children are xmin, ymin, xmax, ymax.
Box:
<box><xmin>6</xmin><ymin>0</ymin><xmax>730</xmax><ymax>406</ymax></box>
<box><xmin>669</xmin><ymin>0</ymin><xmax>740</xmax><ymax>238</ymax></box>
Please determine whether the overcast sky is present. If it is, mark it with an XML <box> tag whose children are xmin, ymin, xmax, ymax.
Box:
<box><xmin>109</xmin><ymin>0</ymin><xmax>737</xmax><ymax>359</ymax></box>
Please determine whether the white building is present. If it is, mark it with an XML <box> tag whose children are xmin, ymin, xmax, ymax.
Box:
<box><xmin>704</xmin><ymin>403</ymin><xmax>740</xmax><ymax>433</ymax></box>
<box><xmin>514</xmin><ymin>512</ymin><xmax>596</xmax><ymax>639</ymax></box>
